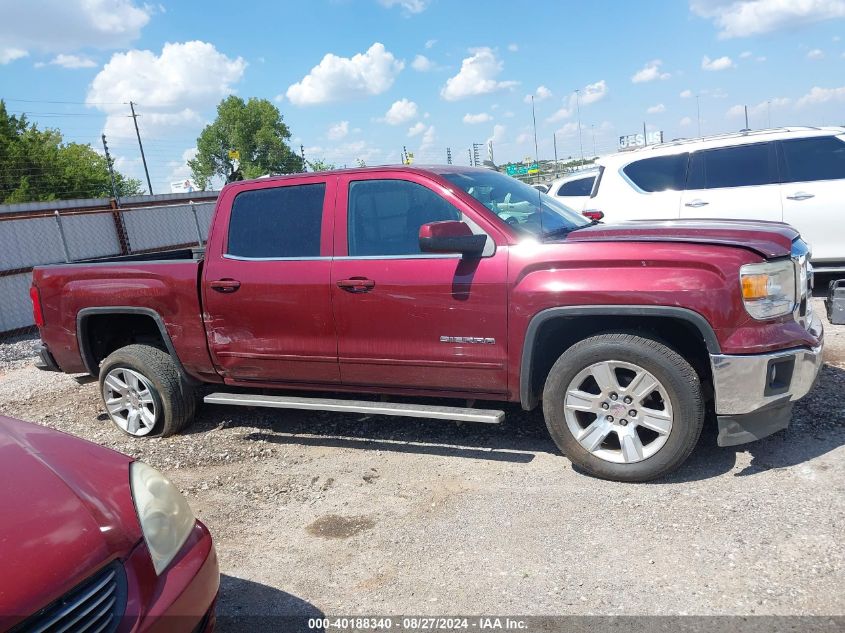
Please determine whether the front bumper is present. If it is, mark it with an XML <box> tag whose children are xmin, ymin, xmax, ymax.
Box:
<box><xmin>710</xmin><ymin>312</ymin><xmax>824</xmax><ymax>447</ymax></box>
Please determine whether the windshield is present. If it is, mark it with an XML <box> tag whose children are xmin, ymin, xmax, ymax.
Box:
<box><xmin>441</xmin><ymin>169</ymin><xmax>590</xmax><ymax>239</ymax></box>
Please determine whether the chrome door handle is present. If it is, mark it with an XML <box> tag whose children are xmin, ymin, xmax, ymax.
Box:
<box><xmin>337</xmin><ymin>278</ymin><xmax>376</xmax><ymax>293</ymax></box>
<box><xmin>684</xmin><ymin>199</ymin><xmax>709</xmax><ymax>208</ymax></box>
<box><xmin>786</xmin><ymin>192</ymin><xmax>815</xmax><ymax>201</ymax></box>
<box><xmin>209</xmin><ymin>279</ymin><xmax>241</xmax><ymax>293</ymax></box>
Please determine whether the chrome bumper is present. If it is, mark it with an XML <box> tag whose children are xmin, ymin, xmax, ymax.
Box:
<box><xmin>710</xmin><ymin>313</ymin><xmax>824</xmax><ymax>418</ymax></box>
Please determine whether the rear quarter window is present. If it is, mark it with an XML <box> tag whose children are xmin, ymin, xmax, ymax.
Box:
<box><xmin>227</xmin><ymin>183</ymin><xmax>325</xmax><ymax>258</ymax></box>
<box><xmin>557</xmin><ymin>176</ymin><xmax>595</xmax><ymax>197</ymax></box>
<box><xmin>622</xmin><ymin>153</ymin><xmax>689</xmax><ymax>192</ymax></box>
<box><xmin>781</xmin><ymin>136</ymin><xmax>845</xmax><ymax>183</ymax></box>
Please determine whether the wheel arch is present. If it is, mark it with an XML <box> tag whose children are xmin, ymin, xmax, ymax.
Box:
<box><xmin>519</xmin><ymin>306</ymin><xmax>720</xmax><ymax>411</ymax></box>
<box><xmin>76</xmin><ymin>307</ymin><xmax>187</xmax><ymax>378</ymax></box>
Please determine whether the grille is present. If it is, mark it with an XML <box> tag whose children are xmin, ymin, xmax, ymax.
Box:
<box><xmin>12</xmin><ymin>562</ymin><xmax>126</xmax><ymax>633</ymax></box>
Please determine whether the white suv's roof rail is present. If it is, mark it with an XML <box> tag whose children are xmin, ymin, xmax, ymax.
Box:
<box><xmin>626</xmin><ymin>126</ymin><xmax>840</xmax><ymax>154</ymax></box>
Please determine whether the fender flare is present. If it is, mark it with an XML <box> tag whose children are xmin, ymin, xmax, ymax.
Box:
<box><xmin>76</xmin><ymin>306</ymin><xmax>187</xmax><ymax>378</ymax></box>
<box><xmin>519</xmin><ymin>305</ymin><xmax>720</xmax><ymax>410</ymax></box>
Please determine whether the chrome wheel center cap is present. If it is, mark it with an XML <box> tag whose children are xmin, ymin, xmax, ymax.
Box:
<box><xmin>610</xmin><ymin>402</ymin><xmax>627</xmax><ymax>418</ymax></box>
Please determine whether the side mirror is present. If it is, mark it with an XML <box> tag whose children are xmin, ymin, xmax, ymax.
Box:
<box><xmin>419</xmin><ymin>221</ymin><xmax>487</xmax><ymax>257</ymax></box>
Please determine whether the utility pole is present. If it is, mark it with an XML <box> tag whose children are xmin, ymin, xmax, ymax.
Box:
<box><xmin>101</xmin><ymin>134</ymin><xmax>121</xmax><ymax>206</ymax></box>
<box><xmin>531</xmin><ymin>95</ymin><xmax>540</xmax><ymax>184</ymax></box>
<box><xmin>591</xmin><ymin>123</ymin><xmax>596</xmax><ymax>157</ymax></box>
<box><xmin>553</xmin><ymin>133</ymin><xmax>559</xmax><ymax>178</ymax></box>
<box><xmin>128</xmin><ymin>102</ymin><xmax>153</xmax><ymax>195</ymax></box>
<box><xmin>468</xmin><ymin>148</ymin><xmax>473</xmax><ymax>166</ymax></box>
<box><xmin>696</xmin><ymin>95</ymin><xmax>702</xmax><ymax>137</ymax></box>
<box><xmin>446</xmin><ymin>147</ymin><xmax>452</xmax><ymax>165</ymax></box>
<box><xmin>574</xmin><ymin>89</ymin><xmax>584</xmax><ymax>161</ymax></box>
<box><xmin>300</xmin><ymin>144</ymin><xmax>305</xmax><ymax>170</ymax></box>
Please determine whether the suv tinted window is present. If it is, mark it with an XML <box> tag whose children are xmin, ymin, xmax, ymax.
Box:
<box><xmin>623</xmin><ymin>154</ymin><xmax>688</xmax><ymax>192</ymax></box>
<box><xmin>781</xmin><ymin>136</ymin><xmax>845</xmax><ymax>183</ymax></box>
<box><xmin>227</xmin><ymin>183</ymin><xmax>325</xmax><ymax>258</ymax></box>
<box><xmin>693</xmin><ymin>143</ymin><xmax>776</xmax><ymax>189</ymax></box>
<box><xmin>558</xmin><ymin>176</ymin><xmax>595</xmax><ymax>197</ymax></box>
<box><xmin>347</xmin><ymin>179</ymin><xmax>461</xmax><ymax>257</ymax></box>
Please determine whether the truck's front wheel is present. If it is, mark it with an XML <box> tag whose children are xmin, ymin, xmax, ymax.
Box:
<box><xmin>99</xmin><ymin>344</ymin><xmax>196</xmax><ymax>437</ymax></box>
<box><xmin>542</xmin><ymin>333</ymin><xmax>705</xmax><ymax>482</ymax></box>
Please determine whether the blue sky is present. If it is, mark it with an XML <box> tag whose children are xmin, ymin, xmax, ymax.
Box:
<box><xmin>1</xmin><ymin>0</ymin><xmax>844</xmax><ymax>193</ymax></box>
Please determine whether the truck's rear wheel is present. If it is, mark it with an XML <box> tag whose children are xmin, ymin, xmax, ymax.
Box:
<box><xmin>99</xmin><ymin>344</ymin><xmax>195</xmax><ymax>437</ymax></box>
<box><xmin>542</xmin><ymin>333</ymin><xmax>704</xmax><ymax>482</ymax></box>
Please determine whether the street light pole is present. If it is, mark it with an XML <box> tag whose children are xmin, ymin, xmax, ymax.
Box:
<box><xmin>575</xmin><ymin>89</ymin><xmax>584</xmax><ymax>161</ymax></box>
<box><xmin>531</xmin><ymin>95</ymin><xmax>540</xmax><ymax>184</ymax></box>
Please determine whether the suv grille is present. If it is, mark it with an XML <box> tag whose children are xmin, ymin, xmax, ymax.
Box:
<box><xmin>792</xmin><ymin>239</ymin><xmax>813</xmax><ymax>330</ymax></box>
<box><xmin>12</xmin><ymin>562</ymin><xmax>126</xmax><ymax>633</ymax></box>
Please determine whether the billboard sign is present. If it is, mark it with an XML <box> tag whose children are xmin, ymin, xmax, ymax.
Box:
<box><xmin>619</xmin><ymin>131</ymin><xmax>664</xmax><ymax>149</ymax></box>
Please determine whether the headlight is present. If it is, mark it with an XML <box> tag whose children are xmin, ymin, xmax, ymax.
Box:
<box><xmin>739</xmin><ymin>259</ymin><xmax>796</xmax><ymax>320</ymax></box>
<box><xmin>130</xmin><ymin>461</ymin><xmax>195</xmax><ymax>575</ymax></box>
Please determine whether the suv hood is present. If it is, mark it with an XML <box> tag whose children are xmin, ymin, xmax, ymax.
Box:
<box><xmin>566</xmin><ymin>219</ymin><xmax>799</xmax><ymax>259</ymax></box>
<box><xmin>0</xmin><ymin>416</ymin><xmax>140</xmax><ymax>628</ymax></box>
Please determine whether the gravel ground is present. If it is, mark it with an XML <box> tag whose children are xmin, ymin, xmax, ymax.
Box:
<box><xmin>1</xmin><ymin>298</ymin><xmax>843</xmax><ymax>625</ymax></box>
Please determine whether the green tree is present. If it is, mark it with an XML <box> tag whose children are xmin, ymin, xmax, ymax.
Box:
<box><xmin>188</xmin><ymin>96</ymin><xmax>303</xmax><ymax>189</ymax></box>
<box><xmin>0</xmin><ymin>100</ymin><xmax>143</xmax><ymax>204</ymax></box>
<box><xmin>307</xmin><ymin>159</ymin><xmax>336</xmax><ymax>172</ymax></box>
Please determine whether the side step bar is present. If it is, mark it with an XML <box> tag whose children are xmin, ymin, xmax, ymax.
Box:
<box><xmin>203</xmin><ymin>392</ymin><xmax>505</xmax><ymax>424</ymax></box>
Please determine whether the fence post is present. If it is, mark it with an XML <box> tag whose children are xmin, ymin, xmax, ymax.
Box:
<box><xmin>53</xmin><ymin>210</ymin><xmax>72</xmax><ymax>263</ymax></box>
<box><xmin>189</xmin><ymin>201</ymin><xmax>204</xmax><ymax>246</ymax></box>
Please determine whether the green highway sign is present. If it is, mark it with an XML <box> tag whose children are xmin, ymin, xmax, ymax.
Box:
<box><xmin>505</xmin><ymin>163</ymin><xmax>539</xmax><ymax>176</ymax></box>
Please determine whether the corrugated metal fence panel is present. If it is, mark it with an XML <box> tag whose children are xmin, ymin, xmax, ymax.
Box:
<box><xmin>62</xmin><ymin>213</ymin><xmax>122</xmax><ymax>261</ymax></box>
<box><xmin>0</xmin><ymin>273</ymin><xmax>34</xmax><ymax>331</ymax></box>
<box><xmin>0</xmin><ymin>216</ymin><xmax>66</xmax><ymax>270</ymax></box>
<box><xmin>195</xmin><ymin>203</ymin><xmax>215</xmax><ymax>241</ymax></box>
<box><xmin>122</xmin><ymin>204</ymin><xmax>198</xmax><ymax>252</ymax></box>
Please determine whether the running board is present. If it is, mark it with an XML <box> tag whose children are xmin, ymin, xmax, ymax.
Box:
<box><xmin>203</xmin><ymin>392</ymin><xmax>505</xmax><ymax>424</ymax></box>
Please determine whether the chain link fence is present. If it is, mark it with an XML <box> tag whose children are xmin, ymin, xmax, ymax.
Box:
<box><xmin>0</xmin><ymin>198</ymin><xmax>217</xmax><ymax>338</ymax></box>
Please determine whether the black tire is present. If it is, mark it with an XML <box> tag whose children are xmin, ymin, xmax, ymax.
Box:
<box><xmin>542</xmin><ymin>332</ymin><xmax>704</xmax><ymax>482</ymax></box>
<box><xmin>99</xmin><ymin>344</ymin><xmax>196</xmax><ymax>437</ymax></box>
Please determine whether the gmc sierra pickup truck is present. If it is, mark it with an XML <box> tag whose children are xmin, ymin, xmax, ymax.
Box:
<box><xmin>31</xmin><ymin>166</ymin><xmax>824</xmax><ymax>481</ymax></box>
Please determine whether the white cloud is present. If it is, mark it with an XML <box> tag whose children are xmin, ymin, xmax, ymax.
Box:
<box><xmin>0</xmin><ymin>48</ymin><xmax>28</xmax><ymax>64</ymax></box>
<box><xmin>411</xmin><ymin>54</ymin><xmax>434</xmax><ymax>71</ymax></box>
<box><xmin>515</xmin><ymin>132</ymin><xmax>531</xmax><ymax>144</ymax></box>
<box><xmin>556</xmin><ymin>122</ymin><xmax>583</xmax><ymax>137</ymax></box>
<box><xmin>440</xmin><ymin>47</ymin><xmax>517</xmax><ymax>101</ymax></box>
<box><xmin>690</xmin><ymin>0</ymin><xmax>845</xmax><ymax>38</ymax></box>
<box><xmin>489</xmin><ymin>124</ymin><xmax>506</xmax><ymax>144</ymax></box>
<box><xmin>327</xmin><ymin>120</ymin><xmax>350</xmax><ymax>140</ymax></box>
<box><xmin>167</xmin><ymin>147</ymin><xmax>198</xmax><ymax>187</ymax></box>
<box><xmin>47</xmin><ymin>53</ymin><xmax>97</xmax><ymax>68</ymax></box>
<box><xmin>378</xmin><ymin>0</ymin><xmax>429</xmax><ymax>13</ymax></box>
<box><xmin>87</xmin><ymin>41</ymin><xmax>246</xmax><ymax>139</ymax></box>
<box><xmin>726</xmin><ymin>97</ymin><xmax>791</xmax><ymax>119</ymax></box>
<box><xmin>419</xmin><ymin>125</ymin><xmax>436</xmax><ymax>150</ymax></box>
<box><xmin>631</xmin><ymin>59</ymin><xmax>670</xmax><ymax>83</ymax></box>
<box><xmin>581</xmin><ymin>80</ymin><xmax>608</xmax><ymax>105</ymax></box>
<box><xmin>523</xmin><ymin>85</ymin><xmax>553</xmax><ymax>103</ymax></box>
<box><xmin>503</xmin><ymin>111</ymin><xmax>515</xmax><ymax>118</ymax></box>
<box><xmin>680</xmin><ymin>89</ymin><xmax>694</xmax><ymax>98</ymax></box>
<box><xmin>739</xmin><ymin>50</ymin><xmax>753</xmax><ymax>58</ymax></box>
<box><xmin>463</xmin><ymin>112</ymin><xmax>492</xmax><ymax>124</ymax></box>
<box><xmin>382</xmin><ymin>98</ymin><xmax>419</xmax><ymax>125</ymax></box>
<box><xmin>757</xmin><ymin>56</ymin><xmax>767</xmax><ymax>62</ymax></box>
<box><xmin>545</xmin><ymin>80</ymin><xmax>607</xmax><ymax>123</ymax></box>
<box><xmin>702</xmin><ymin>55</ymin><xmax>735</xmax><ymax>70</ymax></box>
<box><xmin>647</xmin><ymin>103</ymin><xmax>666</xmax><ymax>114</ymax></box>
<box><xmin>507</xmin><ymin>43</ymin><xmax>519</xmax><ymax>52</ymax></box>
<box><xmin>806</xmin><ymin>48</ymin><xmax>825</xmax><ymax>59</ymax></box>
<box><xmin>407</xmin><ymin>121</ymin><xmax>426</xmax><ymax>137</ymax></box>
<box><xmin>286</xmin><ymin>43</ymin><xmax>404</xmax><ymax>106</ymax></box>
<box><xmin>680</xmin><ymin>116</ymin><xmax>693</xmax><ymax>126</ymax></box>
<box><xmin>796</xmin><ymin>85</ymin><xmax>845</xmax><ymax>107</ymax></box>
<box><xmin>425</xmin><ymin>39</ymin><xmax>437</xmax><ymax>49</ymax></box>
<box><xmin>0</xmin><ymin>0</ymin><xmax>150</xmax><ymax>58</ymax></box>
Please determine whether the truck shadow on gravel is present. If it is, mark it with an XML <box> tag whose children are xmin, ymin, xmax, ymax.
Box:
<box><xmin>217</xmin><ymin>574</ymin><xmax>323</xmax><ymax>633</ymax></box>
<box><xmin>190</xmin><ymin>363</ymin><xmax>844</xmax><ymax>481</ymax></box>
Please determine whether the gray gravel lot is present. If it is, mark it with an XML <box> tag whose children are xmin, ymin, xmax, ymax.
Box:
<box><xmin>0</xmin><ymin>298</ymin><xmax>843</xmax><ymax>623</ymax></box>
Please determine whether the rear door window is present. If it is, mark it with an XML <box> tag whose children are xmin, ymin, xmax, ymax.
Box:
<box><xmin>227</xmin><ymin>183</ymin><xmax>325</xmax><ymax>258</ymax></box>
<box><xmin>557</xmin><ymin>176</ymin><xmax>595</xmax><ymax>197</ymax></box>
<box><xmin>780</xmin><ymin>136</ymin><xmax>845</xmax><ymax>183</ymax></box>
<box><xmin>694</xmin><ymin>142</ymin><xmax>777</xmax><ymax>189</ymax></box>
<box><xmin>622</xmin><ymin>153</ymin><xmax>689</xmax><ymax>192</ymax></box>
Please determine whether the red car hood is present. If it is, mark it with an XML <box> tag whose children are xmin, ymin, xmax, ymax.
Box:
<box><xmin>566</xmin><ymin>219</ymin><xmax>799</xmax><ymax>259</ymax></box>
<box><xmin>0</xmin><ymin>416</ymin><xmax>141</xmax><ymax>628</ymax></box>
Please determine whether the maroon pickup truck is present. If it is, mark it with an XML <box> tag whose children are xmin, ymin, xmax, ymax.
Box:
<box><xmin>31</xmin><ymin>166</ymin><xmax>824</xmax><ymax>481</ymax></box>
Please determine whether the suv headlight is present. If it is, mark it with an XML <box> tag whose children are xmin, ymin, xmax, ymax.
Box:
<box><xmin>740</xmin><ymin>259</ymin><xmax>796</xmax><ymax>320</ymax></box>
<box><xmin>130</xmin><ymin>461</ymin><xmax>196</xmax><ymax>575</ymax></box>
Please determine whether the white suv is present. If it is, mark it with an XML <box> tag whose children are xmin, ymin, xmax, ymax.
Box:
<box><xmin>584</xmin><ymin>127</ymin><xmax>845</xmax><ymax>271</ymax></box>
